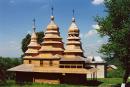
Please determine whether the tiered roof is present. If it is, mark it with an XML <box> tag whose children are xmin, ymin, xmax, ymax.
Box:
<box><xmin>24</xmin><ymin>19</ymin><xmax>41</xmax><ymax>58</ymax></box>
<box><xmin>64</xmin><ymin>16</ymin><xmax>84</xmax><ymax>59</ymax></box>
<box><xmin>38</xmin><ymin>15</ymin><xmax>64</xmax><ymax>58</ymax></box>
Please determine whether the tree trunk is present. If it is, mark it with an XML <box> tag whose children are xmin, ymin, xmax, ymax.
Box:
<box><xmin>122</xmin><ymin>65</ymin><xmax>130</xmax><ymax>87</ymax></box>
<box><xmin>123</xmin><ymin>69</ymin><xmax>129</xmax><ymax>83</ymax></box>
<box><xmin>0</xmin><ymin>69</ymin><xmax>6</xmax><ymax>84</ymax></box>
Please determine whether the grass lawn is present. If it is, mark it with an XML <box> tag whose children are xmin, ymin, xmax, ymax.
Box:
<box><xmin>98</xmin><ymin>78</ymin><xmax>130</xmax><ymax>87</ymax></box>
<box><xmin>0</xmin><ymin>78</ymin><xmax>130</xmax><ymax>87</ymax></box>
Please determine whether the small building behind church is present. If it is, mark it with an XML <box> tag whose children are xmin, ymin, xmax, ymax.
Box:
<box><xmin>86</xmin><ymin>56</ymin><xmax>106</xmax><ymax>78</ymax></box>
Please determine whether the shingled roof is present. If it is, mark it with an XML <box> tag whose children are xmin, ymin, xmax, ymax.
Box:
<box><xmin>7</xmin><ymin>64</ymin><xmax>34</xmax><ymax>72</ymax></box>
<box><xmin>8</xmin><ymin>64</ymin><xmax>97</xmax><ymax>74</ymax></box>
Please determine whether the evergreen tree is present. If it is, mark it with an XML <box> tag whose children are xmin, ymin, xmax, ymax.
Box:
<box><xmin>37</xmin><ymin>31</ymin><xmax>44</xmax><ymax>45</ymax></box>
<box><xmin>95</xmin><ymin>0</ymin><xmax>130</xmax><ymax>85</ymax></box>
<box><xmin>21</xmin><ymin>34</ymin><xmax>31</xmax><ymax>53</ymax></box>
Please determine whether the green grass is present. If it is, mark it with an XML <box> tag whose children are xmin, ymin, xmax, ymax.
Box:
<box><xmin>98</xmin><ymin>78</ymin><xmax>130</xmax><ymax>87</ymax></box>
<box><xmin>0</xmin><ymin>78</ymin><xmax>130</xmax><ymax>87</ymax></box>
<box><xmin>0</xmin><ymin>80</ymin><xmax>83</xmax><ymax>87</ymax></box>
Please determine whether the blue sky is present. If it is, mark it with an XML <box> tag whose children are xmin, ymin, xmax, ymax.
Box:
<box><xmin>0</xmin><ymin>0</ymin><xmax>108</xmax><ymax>57</ymax></box>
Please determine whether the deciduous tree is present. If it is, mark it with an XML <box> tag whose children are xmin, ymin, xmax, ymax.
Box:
<box><xmin>95</xmin><ymin>0</ymin><xmax>130</xmax><ymax>86</ymax></box>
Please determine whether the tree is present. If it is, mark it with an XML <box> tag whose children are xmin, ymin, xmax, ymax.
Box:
<box><xmin>0</xmin><ymin>69</ymin><xmax>6</xmax><ymax>84</ymax></box>
<box><xmin>37</xmin><ymin>31</ymin><xmax>44</xmax><ymax>44</ymax></box>
<box><xmin>21</xmin><ymin>34</ymin><xmax>31</xmax><ymax>53</ymax></box>
<box><xmin>21</xmin><ymin>31</ymin><xmax>44</xmax><ymax>53</ymax></box>
<box><xmin>0</xmin><ymin>57</ymin><xmax>22</xmax><ymax>84</ymax></box>
<box><xmin>95</xmin><ymin>0</ymin><xmax>130</xmax><ymax>86</ymax></box>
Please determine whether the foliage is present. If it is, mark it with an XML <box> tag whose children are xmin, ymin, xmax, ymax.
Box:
<box><xmin>0</xmin><ymin>57</ymin><xmax>22</xmax><ymax>84</ymax></box>
<box><xmin>95</xmin><ymin>0</ymin><xmax>130</xmax><ymax>68</ymax></box>
<box><xmin>107</xmin><ymin>58</ymin><xmax>123</xmax><ymax>78</ymax></box>
<box><xmin>37</xmin><ymin>31</ymin><xmax>44</xmax><ymax>45</ymax></box>
<box><xmin>107</xmin><ymin>68</ymin><xmax>123</xmax><ymax>78</ymax></box>
<box><xmin>21</xmin><ymin>34</ymin><xmax>31</xmax><ymax>54</ymax></box>
<box><xmin>21</xmin><ymin>31</ymin><xmax>44</xmax><ymax>53</ymax></box>
<box><xmin>95</xmin><ymin>0</ymin><xmax>130</xmax><ymax>83</ymax></box>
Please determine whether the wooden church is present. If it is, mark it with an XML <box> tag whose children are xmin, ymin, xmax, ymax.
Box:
<box><xmin>8</xmin><ymin>9</ymin><xmax>106</xmax><ymax>84</ymax></box>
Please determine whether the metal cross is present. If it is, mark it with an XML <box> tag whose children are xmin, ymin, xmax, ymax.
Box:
<box><xmin>51</xmin><ymin>6</ymin><xmax>54</xmax><ymax>16</ymax></box>
<box><xmin>33</xmin><ymin>18</ymin><xmax>36</xmax><ymax>31</ymax></box>
<box><xmin>73</xmin><ymin>9</ymin><xmax>75</xmax><ymax>17</ymax></box>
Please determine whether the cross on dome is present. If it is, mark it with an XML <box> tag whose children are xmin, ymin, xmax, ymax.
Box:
<box><xmin>32</xmin><ymin>18</ymin><xmax>36</xmax><ymax>32</ymax></box>
<box><xmin>50</xmin><ymin>6</ymin><xmax>54</xmax><ymax>20</ymax></box>
<box><xmin>72</xmin><ymin>9</ymin><xmax>75</xmax><ymax>22</ymax></box>
<box><xmin>51</xmin><ymin>6</ymin><xmax>54</xmax><ymax>16</ymax></box>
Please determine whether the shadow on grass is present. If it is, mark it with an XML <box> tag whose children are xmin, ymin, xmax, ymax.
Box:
<box><xmin>85</xmin><ymin>80</ymin><xmax>103</xmax><ymax>86</ymax></box>
<box><xmin>113</xmin><ymin>82</ymin><xmax>130</xmax><ymax>87</ymax></box>
<box><xmin>60</xmin><ymin>80</ymin><xmax>103</xmax><ymax>86</ymax></box>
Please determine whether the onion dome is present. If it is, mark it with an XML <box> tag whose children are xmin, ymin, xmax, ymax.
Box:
<box><xmin>46</xmin><ymin>16</ymin><xmax>59</xmax><ymax>30</ymax></box>
<box><xmin>68</xmin><ymin>17</ymin><xmax>79</xmax><ymax>34</ymax></box>
<box><xmin>27</xmin><ymin>19</ymin><xmax>40</xmax><ymax>48</ymax></box>
<box><xmin>64</xmin><ymin>10</ymin><xmax>84</xmax><ymax>59</ymax></box>
<box><xmin>68</xmin><ymin>9</ymin><xmax>79</xmax><ymax>34</ymax></box>
<box><xmin>27</xmin><ymin>31</ymin><xmax>40</xmax><ymax>48</ymax></box>
<box><xmin>26</xmin><ymin>32</ymin><xmax>40</xmax><ymax>48</ymax></box>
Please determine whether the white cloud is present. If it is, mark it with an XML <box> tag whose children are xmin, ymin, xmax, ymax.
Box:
<box><xmin>82</xmin><ymin>29</ymin><xmax>107</xmax><ymax>56</ymax></box>
<box><xmin>92</xmin><ymin>0</ymin><xmax>104</xmax><ymax>5</ymax></box>
<box><xmin>85</xmin><ymin>24</ymin><xmax>100</xmax><ymax>38</ymax></box>
<box><xmin>92</xmin><ymin>24</ymin><xmax>100</xmax><ymax>29</ymax></box>
<box><xmin>97</xmin><ymin>39</ymin><xmax>103</xmax><ymax>44</ymax></box>
<box><xmin>86</xmin><ymin>29</ymin><xmax>97</xmax><ymax>37</ymax></box>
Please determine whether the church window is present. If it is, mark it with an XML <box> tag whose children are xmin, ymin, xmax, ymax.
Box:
<box><xmin>50</xmin><ymin>61</ymin><xmax>53</xmax><ymax>66</ymax></box>
<box><xmin>40</xmin><ymin>60</ymin><xmax>43</xmax><ymax>66</ymax></box>
<box><xmin>29</xmin><ymin>60</ymin><xmax>31</xmax><ymax>64</ymax></box>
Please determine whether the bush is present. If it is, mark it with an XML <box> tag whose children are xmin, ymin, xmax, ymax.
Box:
<box><xmin>107</xmin><ymin>58</ymin><xmax>124</xmax><ymax>78</ymax></box>
<box><xmin>107</xmin><ymin>67</ymin><xmax>123</xmax><ymax>78</ymax></box>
